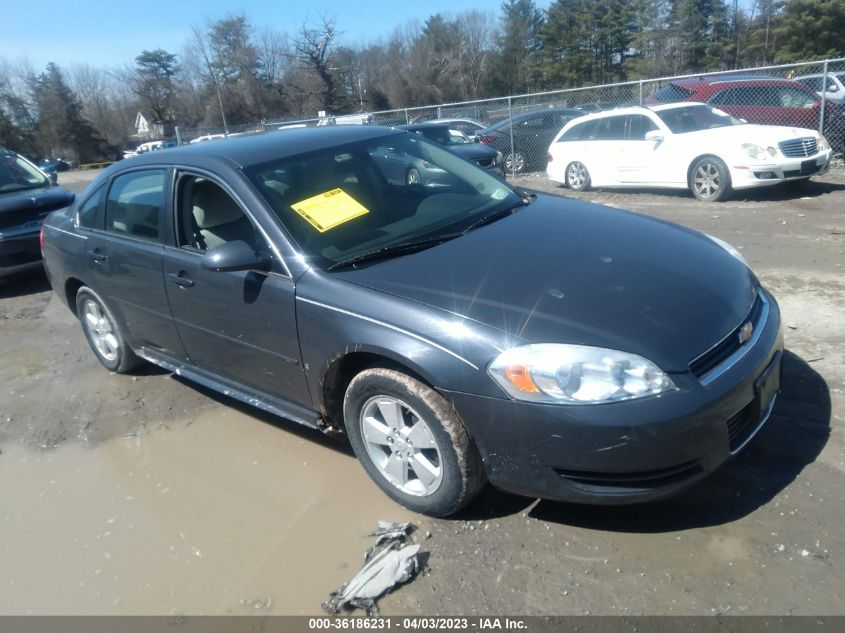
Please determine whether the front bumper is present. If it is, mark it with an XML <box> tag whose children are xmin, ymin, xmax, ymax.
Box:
<box><xmin>0</xmin><ymin>230</ymin><xmax>43</xmax><ymax>278</ymax></box>
<box><xmin>444</xmin><ymin>289</ymin><xmax>784</xmax><ymax>504</ymax></box>
<box><xmin>730</xmin><ymin>151</ymin><xmax>832</xmax><ymax>189</ymax></box>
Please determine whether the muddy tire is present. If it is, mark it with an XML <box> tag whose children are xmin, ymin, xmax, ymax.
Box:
<box><xmin>76</xmin><ymin>286</ymin><xmax>142</xmax><ymax>373</ymax></box>
<box><xmin>690</xmin><ymin>156</ymin><xmax>731</xmax><ymax>202</ymax></box>
<box><xmin>343</xmin><ymin>368</ymin><xmax>485</xmax><ymax>517</ymax></box>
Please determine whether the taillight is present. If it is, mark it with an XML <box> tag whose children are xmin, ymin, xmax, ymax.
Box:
<box><xmin>547</xmin><ymin>152</ymin><xmax>553</xmax><ymax>163</ymax></box>
<box><xmin>39</xmin><ymin>223</ymin><xmax>46</xmax><ymax>251</ymax></box>
<box><xmin>478</xmin><ymin>134</ymin><xmax>495</xmax><ymax>144</ymax></box>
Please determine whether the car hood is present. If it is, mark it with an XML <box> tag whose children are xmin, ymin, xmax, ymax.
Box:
<box><xmin>335</xmin><ymin>195</ymin><xmax>757</xmax><ymax>373</ymax></box>
<box><xmin>447</xmin><ymin>143</ymin><xmax>498</xmax><ymax>161</ymax></box>
<box><xmin>0</xmin><ymin>185</ymin><xmax>75</xmax><ymax>216</ymax></box>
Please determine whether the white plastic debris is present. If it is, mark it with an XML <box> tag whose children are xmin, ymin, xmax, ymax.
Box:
<box><xmin>322</xmin><ymin>521</ymin><xmax>422</xmax><ymax>616</ymax></box>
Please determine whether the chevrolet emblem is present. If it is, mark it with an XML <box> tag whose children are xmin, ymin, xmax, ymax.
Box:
<box><xmin>738</xmin><ymin>322</ymin><xmax>753</xmax><ymax>345</ymax></box>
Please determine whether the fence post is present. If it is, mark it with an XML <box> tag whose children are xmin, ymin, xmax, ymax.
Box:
<box><xmin>639</xmin><ymin>80</ymin><xmax>644</xmax><ymax>106</ymax></box>
<box><xmin>404</xmin><ymin>109</ymin><xmax>409</xmax><ymax>124</ymax></box>
<box><xmin>508</xmin><ymin>96</ymin><xmax>516</xmax><ymax>178</ymax></box>
<box><xmin>175</xmin><ymin>126</ymin><xmax>182</xmax><ymax>145</ymax></box>
<box><xmin>819</xmin><ymin>60</ymin><xmax>829</xmax><ymax>136</ymax></box>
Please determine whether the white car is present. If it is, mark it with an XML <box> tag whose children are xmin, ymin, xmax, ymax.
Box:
<box><xmin>794</xmin><ymin>72</ymin><xmax>845</xmax><ymax>105</ymax></box>
<box><xmin>546</xmin><ymin>102</ymin><xmax>833</xmax><ymax>201</ymax></box>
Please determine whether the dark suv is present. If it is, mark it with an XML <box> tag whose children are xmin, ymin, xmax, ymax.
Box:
<box><xmin>477</xmin><ymin>108</ymin><xmax>584</xmax><ymax>173</ymax></box>
<box><xmin>0</xmin><ymin>147</ymin><xmax>75</xmax><ymax>278</ymax></box>
<box><xmin>646</xmin><ymin>77</ymin><xmax>845</xmax><ymax>152</ymax></box>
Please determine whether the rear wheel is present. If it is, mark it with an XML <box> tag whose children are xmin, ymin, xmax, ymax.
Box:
<box><xmin>504</xmin><ymin>151</ymin><xmax>526</xmax><ymax>174</ymax></box>
<box><xmin>343</xmin><ymin>368</ymin><xmax>485</xmax><ymax>517</ymax></box>
<box><xmin>690</xmin><ymin>157</ymin><xmax>731</xmax><ymax>202</ymax></box>
<box><xmin>565</xmin><ymin>161</ymin><xmax>591</xmax><ymax>191</ymax></box>
<box><xmin>76</xmin><ymin>287</ymin><xmax>142</xmax><ymax>373</ymax></box>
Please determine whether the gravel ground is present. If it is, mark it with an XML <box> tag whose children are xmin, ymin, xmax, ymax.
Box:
<box><xmin>0</xmin><ymin>167</ymin><xmax>843</xmax><ymax>616</ymax></box>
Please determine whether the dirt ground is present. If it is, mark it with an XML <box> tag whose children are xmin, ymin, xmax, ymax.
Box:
<box><xmin>1</xmin><ymin>167</ymin><xmax>843</xmax><ymax>616</ymax></box>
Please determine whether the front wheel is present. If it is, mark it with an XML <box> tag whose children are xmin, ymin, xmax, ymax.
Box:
<box><xmin>406</xmin><ymin>168</ymin><xmax>421</xmax><ymax>185</ymax></box>
<box><xmin>690</xmin><ymin>157</ymin><xmax>731</xmax><ymax>202</ymax></box>
<box><xmin>565</xmin><ymin>161</ymin><xmax>591</xmax><ymax>191</ymax></box>
<box><xmin>343</xmin><ymin>368</ymin><xmax>485</xmax><ymax>517</ymax></box>
<box><xmin>76</xmin><ymin>286</ymin><xmax>142</xmax><ymax>373</ymax></box>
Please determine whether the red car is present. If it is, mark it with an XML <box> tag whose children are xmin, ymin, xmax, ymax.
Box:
<box><xmin>646</xmin><ymin>77</ymin><xmax>845</xmax><ymax>152</ymax></box>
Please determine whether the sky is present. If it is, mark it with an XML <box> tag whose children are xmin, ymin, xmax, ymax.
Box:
<box><xmin>1</xmin><ymin>0</ymin><xmax>551</xmax><ymax>71</ymax></box>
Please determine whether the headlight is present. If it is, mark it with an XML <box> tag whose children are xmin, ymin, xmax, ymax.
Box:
<box><xmin>420</xmin><ymin>160</ymin><xmax>445</xmax><ymax>172</ymax></box>
<box><xmin>488</xmin><ymin>344</ymin><xmax>675</xmax><ymax>405</ymax></box>
<box><xmin>705</xmin><ymin>233</ymin><xmax>749</xmax><ymax>267</ymax></box>
<box><xmin>742</xmin><ymin>143</ymin><xmax>768</xmax><ymax>160</ymax></box>
<box><xmin>819</xmin><ymin>135</ymin><xmax>831</xmax><ymax>151</ymax></box>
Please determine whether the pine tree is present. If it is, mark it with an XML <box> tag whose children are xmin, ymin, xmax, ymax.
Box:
<box><xmin>488</xmin><ymin>0</ymin><xmax>545</xmax><ymax>95</ymax></box>
<box><xmin>774</xmin><ymin>0</ymin><xmax>845</xmax><ymax>62</ymax></box>
<box><xmin>34</xmin><ymin>63</ymin><xmax>112</xmax><ymax>163</ymax></box>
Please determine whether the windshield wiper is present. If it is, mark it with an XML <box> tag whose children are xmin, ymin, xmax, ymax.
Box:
<box><xmin>328</xmin><ymin>233</ymin><xmax>462</xmax><ymax>271</ymax></box>
<box><xmin>461</xmin><ymin>194</ymin><xmax>535</xmax><ymax>235</ymax></box>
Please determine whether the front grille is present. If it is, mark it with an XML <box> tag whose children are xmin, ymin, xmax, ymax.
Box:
<box><xmin>690</xmin><ymin>294</ymin><xmax>764</xmax><ymax>379</ymax></box>
<box><xmin>727</xmin><ymin>400</ymin><xmax>758</xmax><ymax>452</ymax></box>
<box><xmin>475</xmin><ymin>157</ymin><xmax>494</xmax><ymax>168</ymax></box>
<box><xmin>555</xmin><ymin>460</ymin><xmax>703</xmax><ymax>490</ymax></box>
<box><xmin>779</xmin><ymin>137</ymin><xmax>818</xmax><ymax>157</ymax></box>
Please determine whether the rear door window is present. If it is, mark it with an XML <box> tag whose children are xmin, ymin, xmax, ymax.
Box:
<box><xmin>105</xmin><ymin>170</ymin><xmax>166</xmax><ymax>242</ymax></box>
<box><xmin>591</xmin><ymin>115</ymin><xmax>627</xmax><ymax>140</ymax></box>
<box><xmin>76</xmin><ymin>184</ymin><xmax>105</xmax><ymax>229</ymax></box>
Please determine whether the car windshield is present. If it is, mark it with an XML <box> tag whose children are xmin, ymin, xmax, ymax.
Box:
<box><xmin>656</xmin><ymin>105</ymin><xmax>743</xmax><ymax>134</ymax></box>
<box><xmin>0</xmin><ymin>152</ymin><xmax>50</xmax><ymax>193</ymax></box>
<box><xmin>245</xmin><ymin>133</ymin><xmax>522</xmax><ymax>269</ymax></box>
<box><xmin>413</xmin><ymin>127</ymin><xmax>473</xmax><ymax>145</ymax></box>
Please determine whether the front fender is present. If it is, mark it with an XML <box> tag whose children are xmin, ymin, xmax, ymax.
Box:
<box><xmin>295</xmin><ymin>271</ymin><xmax>511</xmax><ymax>412</ymax></box>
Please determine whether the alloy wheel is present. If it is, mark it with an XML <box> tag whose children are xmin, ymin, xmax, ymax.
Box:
<box><xmin>82</xmin><ymin>299</ymin><xmax>119</xmax><ymax>363</ymax></box>
<box><xmin>359</xmin><ymin>395</ymin><xmax>444</xmax><ymax>496</ymax></box>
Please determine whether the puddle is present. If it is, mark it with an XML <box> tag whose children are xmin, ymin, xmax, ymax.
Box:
<box><xmin>0</xmin><ymin>407</ymin><xmax>420</xmax><ymax>614</ymax></box>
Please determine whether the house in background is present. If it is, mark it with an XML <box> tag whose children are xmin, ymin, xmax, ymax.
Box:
<box><xmin>134</xmin><ymin>112</ymin><xmax>173</xmax><ymax>139</ymax></box>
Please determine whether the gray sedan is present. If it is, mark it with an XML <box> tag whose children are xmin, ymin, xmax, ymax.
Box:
<box><xmin>41</xmin><ymin>126</ymin><xmax>783</xmax><ymax>516</ymax></box>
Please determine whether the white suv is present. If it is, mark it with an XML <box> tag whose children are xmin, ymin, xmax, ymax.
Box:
<box><xmin>546</xmin><ymin>102</ymin><xmax>833</xmax><ymax>201</ymax></box>
<box><xmin>794</xmin><ymin>72</ymin><xmax>845</xmax><ymax>105</ymax></box>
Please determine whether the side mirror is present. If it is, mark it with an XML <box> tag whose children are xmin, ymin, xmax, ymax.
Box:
<box><xmin>645</xmin><ymin>130</ymin><xmax>664</xmax><ymax>142</ymax></box>
<box><xmin>49</xmin><ymin>172</ymin><xmax>58</xmax><ymax>185</ymax></box>
<box><xmin>828</xmin><ymin>84</ymin><xmax>840</xmax><ymax>93</ymax></box>
<box><xmin>201</xmin><ymin>240</ymin><xmax>270</xmax><ymax>273</ymax></box>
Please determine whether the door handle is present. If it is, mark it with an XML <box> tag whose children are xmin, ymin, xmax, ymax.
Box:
<box><xmin>87</xmin><ymin>249</ymin><xmax>107</xmax><ymax>264</ymax></box>
<box><xmin>168</xmin><ymin>272</ymin><xmax>194</xmax><ymax>288</ymax></box>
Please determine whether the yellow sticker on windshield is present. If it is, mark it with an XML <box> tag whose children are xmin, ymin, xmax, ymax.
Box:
<box><xmin>290</xmin><ymin>188</ymin><xmax>369</xmax><ymax>233</ymax></box>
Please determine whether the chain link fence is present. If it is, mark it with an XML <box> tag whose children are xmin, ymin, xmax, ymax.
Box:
<box><xmin>175</xmin><ymin>57</ymin><xmax>845</xmax><ymax>177</ymax></box>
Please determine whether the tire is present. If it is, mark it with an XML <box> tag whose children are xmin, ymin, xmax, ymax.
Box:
<box><xmin>565</xmin><ymin>161</ymin><xmax>591</xmax><ymax>191</ymax></box>
<box><xmin>343</xmin><ymin>368</ymin><xmax>486</xmax><ymax>517</ymax></box>
<box><xmin>504</xmin><ymin>151</ymin><xmax>526</xmax><ymax>174</ymax></box>
<box><xmin>75</xmin><ymin>286</ymin><xmax>142</xmax><ymax>373</ymax></box>
<box><xmin>406</xmin><ymin>168</ymin><xmax>421</xmax><ymax>185</ymax></box>
<box><xmin>690</xmin><ymin>156</ymin><xmax>731</xmax><ymax>202</ymax></box>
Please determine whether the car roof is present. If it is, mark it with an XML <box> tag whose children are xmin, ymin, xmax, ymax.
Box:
<box><xmin>671</xmin><ymin>76</ymin><xmax>808</xmax><ymax>89</ymax></box>
<box><xmin>559</xmin><ymin>102</ymin><xmax>713</xmax><ymax>125</ymax></box>
<box><xmin>486</xmin><ymin>108</ymin><xmax>584</xmax><ymax>129</ymax></box>
<box><xmin>795</xmin><ymin>72</ymin><xmax>845</xmax><ymax>78</ymax></box>
<box><xmin>430</xmin><ymin>117</ymin><xmax>482</xmax><ymax>124</ymax></box>
<box><xmin>399</xmin><ymin>123</ymin><xmax>454</xmax><ymax>132</ymax></box>
<box><xmin>120</xmin><ymin>126</ymin><xmax>403</xmax><ymax>171</ymax></box>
